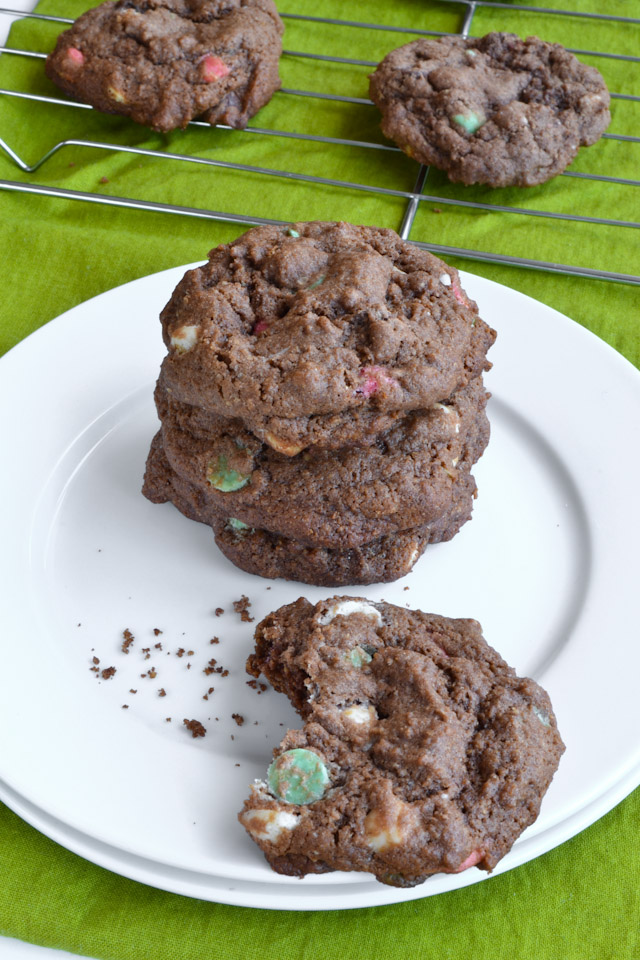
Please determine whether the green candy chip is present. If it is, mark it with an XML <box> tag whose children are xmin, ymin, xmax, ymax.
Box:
<box><xmin>226</xmin><ymin>517</ymin><xmax>253</xmax><ymax>537</ymax></box>
<box><xmin>345</xmin><ymin>646</ymin><xmax>373</xmax><ymax>668</ymax></box>
<box><xmin>452</xmin><ymin>111</ymin><xmax>484</xmax><ymax>134</ymax></box>
<box><xmin>533</xmin><ymin>705</ymin><xmax>551</xmax><ymax>727</ymax></box>
<box><xmin>286</xmin><ymin>228</ymin><xmax>300</xmax><ymax>238</ymax></box>
<box><xmin>227</xmin><ymin>517</ymin><xmax>250</xmax><ymax>531</ymax></box>
<box><xmin>268</xmin><ymin>748</ymin><xmax>329</xmax><ymax>805</ymax></box>
<box><xmin>206</xmin><ymin>455</ymin><xmax>251</xmax><ymax>492</ymax></box>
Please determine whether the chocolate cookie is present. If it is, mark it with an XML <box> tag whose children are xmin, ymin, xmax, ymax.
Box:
<box><xmin>158</xmin><ymin>221</ymin><xmax>495</xmax><ymax>448</ymax></box>
<box><xmin>143</xmin><ymin>432</ymin><xmax>477</xmax><ymax>585</ymax></box>
<box><xmin>240</xmin><ymin>597</ymin><xmax>565</xmax><ymax>884</ymax></box>
<box><xmin>369</xmin><ymin>32</ymin><xmax>610</xmax><ymax>187</ymax></box>
<box><xmin>210</xmin><ymin>495</ymin><xmax>474</xmax><ymax>585</ymax></box>
<box><xmin>155</xmin><ymin>376</ymin><xmax>490</xmax><ymax>547</ymax></box>
<box><xmin>45</xmin><ymin>0</ymin><xmax>284</xmax><ymax>132</ymax></box>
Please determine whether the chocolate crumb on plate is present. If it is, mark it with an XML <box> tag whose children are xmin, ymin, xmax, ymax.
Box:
<box><xmin>233</xmin><ymin>596</ymin><xmax>254</xmax><ymax>622</ymax></box>
<box><xmin>183</xmin><ymin>718</ymin><xmax>206</xmax><ymax>738</ymax></box>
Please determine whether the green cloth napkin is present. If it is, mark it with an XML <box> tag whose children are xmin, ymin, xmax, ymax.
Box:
<box><xmin>1</xmin><ymin>0</ymin><xmax>639</xmax><ymax>957</ymax></box>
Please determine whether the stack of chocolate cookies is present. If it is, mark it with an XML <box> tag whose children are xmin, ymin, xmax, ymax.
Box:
<box><xmin>142</xmin><ymin>221</ymin><xmax>496</xmax><ymax>585</ymax></box>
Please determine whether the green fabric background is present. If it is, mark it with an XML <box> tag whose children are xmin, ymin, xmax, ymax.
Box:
<box><xmin>0</xmin><ymin>0</ymin><xmax>639</xmax><ymax>957</ymax></box>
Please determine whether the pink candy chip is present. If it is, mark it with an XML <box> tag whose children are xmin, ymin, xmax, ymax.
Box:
<box><xmin>67</xmin><ymin>46</ymin><xmax>84</xmax><ymax>66</ymax></box>
<box><xmin>452</xmin><ymin>280</ymin><xmax>470</xmax><ymax>307</ymax></box>
<box><xmin>252</xmin><ymin>319</ymin><xmax>269</xmax><ymax>335</ymax></box>
<box><xmin>455</xmin><ymin>849</ymin><xmax>484</xmax><ymax>872</ymax></box>
<box><xmin>200</xmin><ymin>55</ymin><xmax>230</xmax><ymax>82</ymax></box>
<box><xmin>356</xmin><ymin>365</ymin><xmax>393</xmax><ymax>399</ymax></box>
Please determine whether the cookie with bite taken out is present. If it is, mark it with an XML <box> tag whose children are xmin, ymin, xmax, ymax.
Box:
<box><xmin>239</xmin><ymin>596</ymin><xmax>565</xmax><ymax>885</ymax></box>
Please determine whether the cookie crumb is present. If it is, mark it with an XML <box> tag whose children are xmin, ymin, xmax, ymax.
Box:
<box><xmin>232</xmin><ymin>713</ymin><xmax>245</xmax><ymax>726</ymax></box>
<box><xmin>99</xmin><ymin>176</ymin><xmax>110</xmax><ymax>184</ymax></box>
<box><xmin>210</xmin><ymin>636</ymin><xmax>220</xmax><ymax>645</ymax></box>
<box><xmin>176</xmin><ymin>648</ymin><xmax>185</xmax><ymax>658</ymax></box>
<box><xmin>214</xmin><ymin>608</ymin><xmax>224</xmax><ymax>617</ymax></box>
<box><xmin>121</xmin><ymin>629</ymin><xmax>135</xmax><ymax>654</ymax></box>
<box><xmin>122</xmin><ymin>704</ymin><xmax>129</xmax><ymax>709</ymax></box>
<box><xmin>101</xmin><ymin>666</ymin><xmax>116</xmax><ymax>679</ymax></box>
<box><xmin>129</xmin><ymin>689</ymin><xmax>137</xmax><ymax>694</ymax></box>
<box><xmin>183</xmin><ymin>718</ymin><xmax>206</xmax><ymax>738</ymax></box>
<box><xmin>165</xmin><ymin>717</ymin><xmax>172</xmax><ymax>723</ymax></box>
<box><xmin>233</xmin><ymin>596</ymin><xmax>254</xmax><ymax>622</ymax></box>
<box><xmin>158</xmin><ymin>688</ymin><xmax>167</xmax><ymax>697</ymax></box>
<box><xmin>153</xmin><ymin>628</ymin><xmax>163</xmax><ymax>636</ymax></box>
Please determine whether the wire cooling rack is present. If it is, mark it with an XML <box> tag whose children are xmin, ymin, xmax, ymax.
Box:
<box><xmin>0</xmin><ymin>0</ymin><xmax>638</xmax><ymax>284</ymax></box>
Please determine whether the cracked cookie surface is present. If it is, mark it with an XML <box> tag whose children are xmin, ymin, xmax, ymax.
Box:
<box><xmin>158</xmin><ymin>221</ymin><xmax>495</xmax><ymax>449</ymax></box>
<box><xmin>369</xmin><ymin>32</ymin><xmax>610</xmax><ymax>187</ymax></box>
<box><xmin>151</xmin><ymin>375</ymin><xmax>489</xmax><ymax>547</ymax></box>
<box><xmin>142</xmin><ymin>433</ymin><xmax>477</xmax><ymax>584</ymax></box>
<box><xmin>45</xmin><ymin>0</ymin><xmax>283</xmax><ymax>132</ymax></box>
<box><xmin>240</xmin><ymin>596</ymin><xmax>565</xmax><ymax>884</ymax></box>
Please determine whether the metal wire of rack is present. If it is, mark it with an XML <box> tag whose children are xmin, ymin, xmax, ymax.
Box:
<box><xmin>0</xmin><ymin>0</ymin><xmax>638</xmax><ymax>284</ymax></box>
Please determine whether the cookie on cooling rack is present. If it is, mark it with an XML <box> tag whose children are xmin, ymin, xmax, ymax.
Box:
<box><xmin>158</xmin><ymin>221</ymin><xmax>495</xmax><ymax>450</ymax></box>
<box><xmin>239</xmin><ymin>596</ymin><xmax>565</xmax><ymax>886</ymax></box>
<box><xmin>369</xmin><ymin>32</ymin><xmax>610</xmax><ymax>187</ymax></box>
<box><xmin>45</xmin><ymin>0</ymin><xmax>284</xmax><ymax>132</ymax></box>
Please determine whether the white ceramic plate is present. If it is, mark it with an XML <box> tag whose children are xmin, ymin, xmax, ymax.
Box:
<box><xmin>1</xmin><ymin>266</ymin><xmax>639</xmax><ymax>911</ymax></box>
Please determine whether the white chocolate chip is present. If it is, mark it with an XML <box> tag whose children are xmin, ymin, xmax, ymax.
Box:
<box><xmin>342</xmin><ymin>704</ymin><xmax>377</xmax><ymax>726</ymax></box>
<box><xmin>241</xmin><ymin>808</ymin><xmax>300</xmax><ymax>842</ymax></box>
<box><xmin>107</xmin><ymin>85</ymin><xmax>127</xmax><ymax>103</ymax></box>
<box><xmin>264</xmin><ymin>432</ymin><xmax>306</xmax><ymax>456</ymax></box>
<box><xmin>407</xmin><ymin>546</ymin><xmax>420</xmax><ymax>567</ymax></box>
<box><xmin>433</xmin><ymin>403</ymin><xmax>461</xmax><ymax>434</ymax></box>
<box><xmin>364</xmin><ymin>798</ymin><xmax>418</xmax><ymax>853</ymax></box>
<box><xmin>170</xmin><ymin>324</ymin><xmax>199</xmax><ymax>353</ymax></box>
<box><xmin>317</xmin><ymin>600</ymin><xmax>383</xmax><ymax>626</ymax></box>
<box><xmin>439</xmin><ymin>273</ymin><xmax>452</xmax><ymax>287</ymax></box>
<box><xmin>451</xmin><ymin>457</ymin><xmax>459</xmax><ymax>468</ymax></box>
